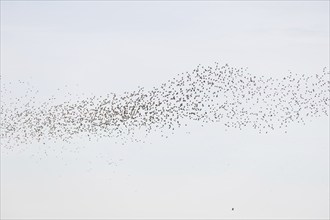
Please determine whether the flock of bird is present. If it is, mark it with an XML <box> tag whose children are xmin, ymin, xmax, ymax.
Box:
<box><xmin>1</xmin><ymin>63</ymin><xmax>329</xmax><ymax>149</ymax></box>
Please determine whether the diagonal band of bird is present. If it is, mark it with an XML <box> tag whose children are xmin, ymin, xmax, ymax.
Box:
<box><xmin>1</xmin><ymin>63</ymin><xmax>329</xmax><ymax>148</ymax></box>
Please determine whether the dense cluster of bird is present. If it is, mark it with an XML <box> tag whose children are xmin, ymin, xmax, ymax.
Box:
<box><xmin>1</xmin><ymin>63</ymin><xmax>329</xmax><ymax>148</ymax></box>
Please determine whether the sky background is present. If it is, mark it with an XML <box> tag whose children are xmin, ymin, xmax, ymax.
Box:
<box><xmin>1</xmin><ymin>1</ymin><xmax>329</xmax><ymax>219</ymax></box>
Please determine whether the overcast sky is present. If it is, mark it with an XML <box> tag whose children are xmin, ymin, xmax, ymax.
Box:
<box><xmin>1</xmin><ymin>1</ymin><xmax>329</xmax><ymax>219</ymax></box>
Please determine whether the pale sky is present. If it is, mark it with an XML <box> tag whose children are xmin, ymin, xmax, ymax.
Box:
<box><xmin>1</xmin><ymin>1</ymin><xmax>329</xmax><ymax>219</ymax></box>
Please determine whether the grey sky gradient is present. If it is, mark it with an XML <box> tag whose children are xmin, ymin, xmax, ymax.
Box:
<box><xmin>1</xmin><ymin>1</ymin><xmax>329</xmax><ymax>219</ymax></box>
